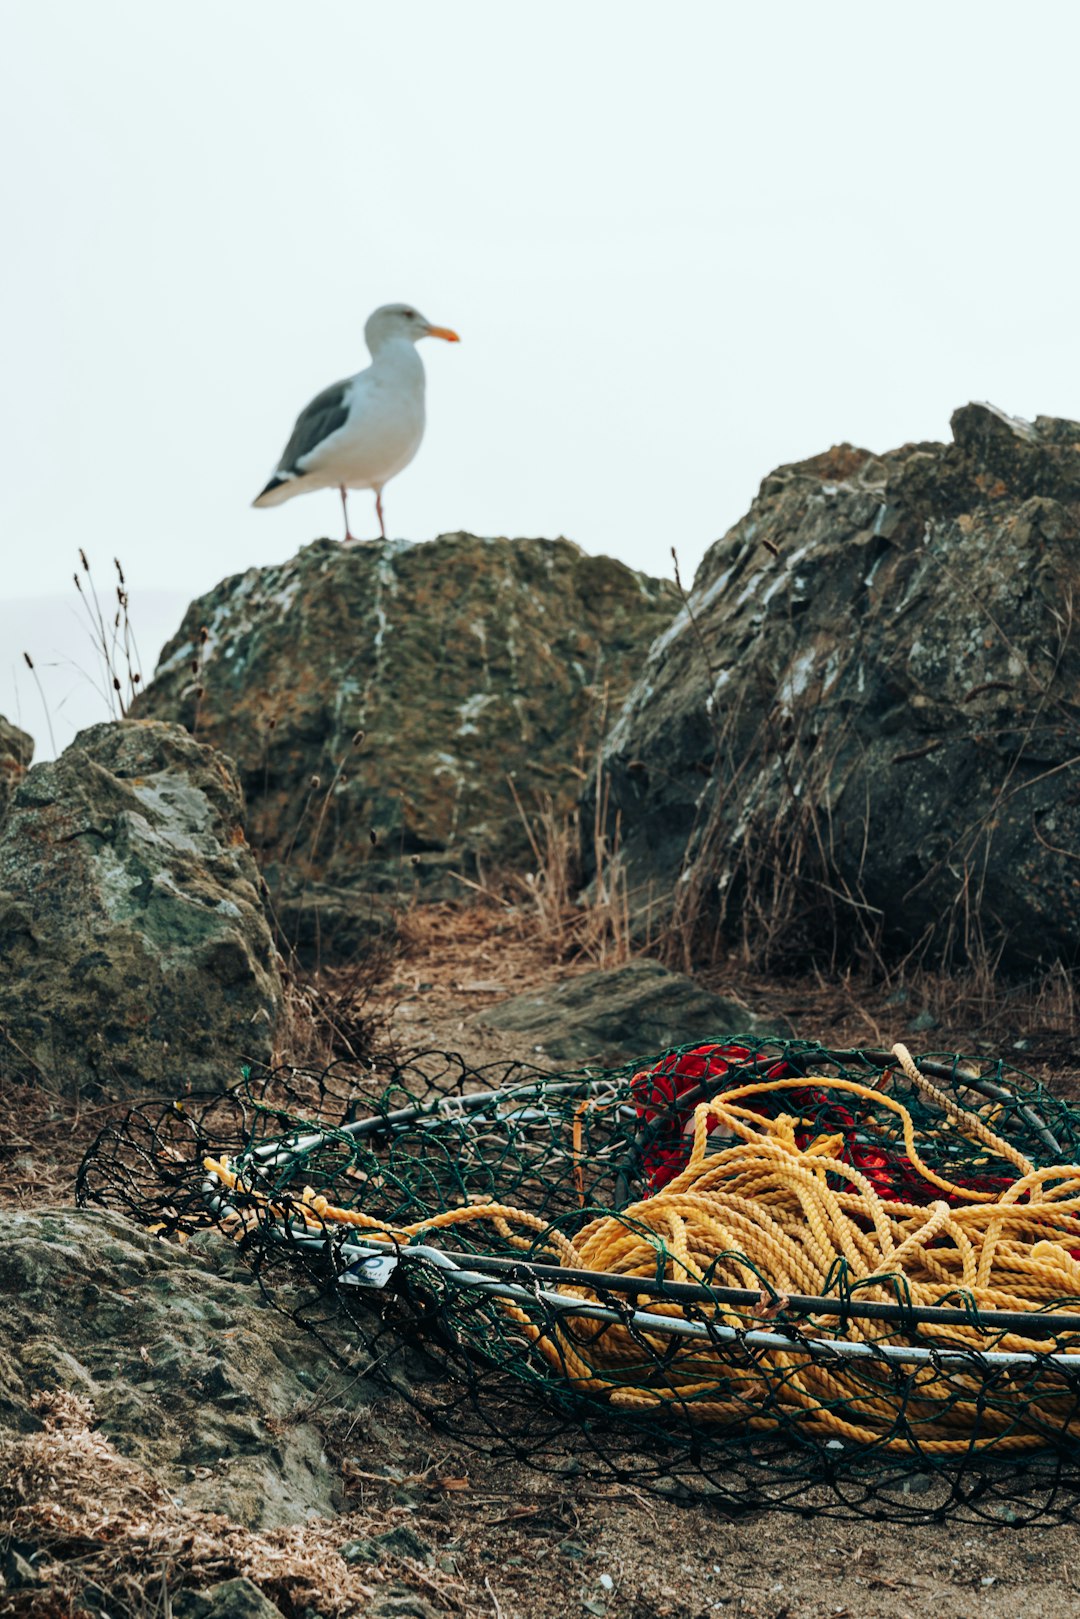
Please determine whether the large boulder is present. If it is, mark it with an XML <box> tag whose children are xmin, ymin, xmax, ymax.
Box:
<box><xmin>0</xmin><ymin>715</ymin><xmax>32</xmax><ymax>822</ymax></box>
<box><xmin>0</xmin><ymin>720</ymin><xmax>281</xmax><ymax>1093</ymax></box>
<box><xmin>0</xmin><ymin>1209</ymin><xmax>354</xmax><ymax>1528</ymax></box>
<box><xmin>590</xmin><ymin>405</ymin><xmax>1080</xmax><ymax>968</ymax></box>
<box><xmin>131</xmin><ymin>535</ymin><xmax>678</xmax><ymax>927</ymax></box>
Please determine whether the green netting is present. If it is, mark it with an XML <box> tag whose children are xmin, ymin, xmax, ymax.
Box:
<box><xmin>77</xmin><ymin>1038</ymin><xmax>1080</xmax><ymax>1522</ymax></box>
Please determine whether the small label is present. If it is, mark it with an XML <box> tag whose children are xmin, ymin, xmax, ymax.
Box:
<box><xmin>340</xmin><ymin>1253</ymin><xmax>399</xmax><ymax>1289</ymax></box>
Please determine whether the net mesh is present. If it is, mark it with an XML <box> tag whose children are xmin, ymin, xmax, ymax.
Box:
<box><xmin>76</xmin><ymin>1038</ymin><xmax>1080</xmax><ymax>1524</ymax></box>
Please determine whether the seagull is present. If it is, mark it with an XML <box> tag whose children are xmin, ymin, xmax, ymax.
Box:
<box><xmin>252</xmin><ymin>303</ymin><xmax>460</xmax><ymax>541</ymax></box>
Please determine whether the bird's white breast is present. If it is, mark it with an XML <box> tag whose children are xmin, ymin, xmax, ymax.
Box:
<box><xmin>300</xmin><ymin>345</ymin><xmax>427</xmax><ymax>491</ymax></box>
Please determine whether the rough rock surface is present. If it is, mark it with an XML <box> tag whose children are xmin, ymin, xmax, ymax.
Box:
<box><xmin>132</xmin><ymin>534</ymin><xmax>678</xmax><ymax>939</ymax></box>
<box><xmin>268</xmin><ymin>870</ymin><xmax>396</xmax><ymax>969</ymax></box>
<box><xmin>474</xmin><ymin>957</ymin><xmax>790</xmax><ymax>1067</ymax></box>
<box><xmin>175</xmin><ymin>1578</ymin><xmax>287</xmax><ymax>1619</ymax></box>
<box><xmin>0</xmin><ymin>720</ymin><xmax>281</xmax><ymax>1093</ymax></box>
<box><xmin>0</xmin><ymin>715</ymin><xmax>32</xmax><ymax>822</ymax></box>
<box><xmin>0</xmin><ymin>1209</ymin><xmax>359</xmax><ymax>1529</ymax></box>
<box><xmin>589</xmin><ymin>405</ymin><xmax>1080</xmax><ymax>966</ymax></box>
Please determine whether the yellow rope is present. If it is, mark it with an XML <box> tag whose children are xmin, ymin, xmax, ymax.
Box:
<box><xmin>203</xmin><ymin>1051</ymin><xmax>1080</xmax><ymax>1456</ymax></box>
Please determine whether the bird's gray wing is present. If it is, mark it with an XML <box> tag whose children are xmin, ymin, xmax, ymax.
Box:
<box><xmin>276</xmin><ymin>379</ymin><xmax>351</xmax><ymax>474</ymax></box>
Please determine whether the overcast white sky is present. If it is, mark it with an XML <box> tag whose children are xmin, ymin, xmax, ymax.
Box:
<box><xmin>3</xmin><ymin>1</ymin><xmax>1079</xmax><ymax>755</ymax></box>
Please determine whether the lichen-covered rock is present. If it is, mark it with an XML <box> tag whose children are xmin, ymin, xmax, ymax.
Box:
<box><xmin>0</xmin><ymin>720</ymin><xmax>281</xmax><ymax>1093</ymax></box>
<box><xmin>132</xmin><ymin>534</ymin><xmax>678</xmax><ymax>929</ymax></box>
<box><xmin>590</xmin><ymin>404</ymin><xmax>1080</xmax><ymax>967</ymax></box>
<box><xmin>0</xmin><ymin>1209</ymin><xmax>355</xmax><ymax>1529</ymax></box>
<box><xmin>0</xmin><ymin>715</ymin><xmax>32</xmax><ymax>823</ymax></box>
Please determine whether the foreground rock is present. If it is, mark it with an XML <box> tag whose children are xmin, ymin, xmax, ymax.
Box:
<box><xmin>0</xmin><ymin>721</ymin><xmax>281</xmax><ymax>1093</ymax></box>
<box><xmin>133</xmin><ymin>535</ymin><xmax>677</xmax><ymax>947</ymax></box>
<box><xmin>0</xmin><ymin>715</ymin><xmax>32</xmax><ymax>822</ymax></box>
<box><xmin>591</xmin><ymin>405</ymin><xmax>1080</xmax><ymax>967</ymax></box>
<box><xmin>474</xmin><ymin>957</ymin><xmax>791</xmax><ymax>1067</ymax></box>
<box><xmin>176</xmin><ymin>1579</ymin><xmax>287</xmax><ymax>1619</ymax></box>
<box><xmin>0</xmin><ymin>1209</ymin><xmax>355</xmax><ymax>1529</ymax></box>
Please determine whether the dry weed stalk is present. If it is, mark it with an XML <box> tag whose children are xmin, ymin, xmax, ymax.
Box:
<box><xmin>895</xmin><ymin>955</ymin><xmax>1079</xmax><ymax>1042</ymax></box>
<box><xmin>72</xmin><ymin>549</ymin><xmax>144</xmax><ymax>718</ymax></box>
<box><xmin>273</xmin><ymin>944</ymin><xmax>396</xmax><ymax>1071</ymax></box>
<box><xmin>18</xmin><ymin>652</ymin><xmax>57</xmax><ymax>757</ymax></box>
<box><xmin>507</xmin><ymin>765</ymin><xmax>633</xmax><ymax>968</ymax></box>
<box><xmin>669</xmin><ymin>654</ymin><xmax>880</xmax><ymax>975</ymax></box>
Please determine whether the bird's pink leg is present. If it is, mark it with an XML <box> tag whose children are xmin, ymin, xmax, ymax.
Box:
<box><xmin>375</xmin><ymin>490</ymin><xmax>386</xmax><ymax>539</ymax></box>
<box><xmin>339</xmin><ymin>486</ymin><xmax>356</xmax><ymax>544</ymax></box>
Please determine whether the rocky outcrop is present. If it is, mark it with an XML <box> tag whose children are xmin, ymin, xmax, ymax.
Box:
<box><xmin>0</xmin><ymin>1209</ymin><xmax>356</xmax><ymax>1529</ymax></box>
<box><xmin>132</xmin><ymin>535</ymin><xmax>678</xmax><ymax>941</ymax></box>
<box><xmin>0</xmin><ymin>720</ymin><xmax>281</xmax><ymax>1093</ymax></box>
<box><xmin>590</xmin><ymin>405</ymin><xmax>1080</xmax><ymax>967</ymax></box>
<box><xmin>473</xmin><ymin>958</ymin><xmax>791</xmax><ymax>1067</ymax></box>
<box><xmin>0</xmin><ymin>715</ymin><xmax>32</xmax><ymax>823</ymax></box>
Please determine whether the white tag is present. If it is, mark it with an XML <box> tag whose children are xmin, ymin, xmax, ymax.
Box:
<box><xmin>340</xmin><ymin>1253</ymin><xmax>399</xmax><ymax>1288</ymax></box>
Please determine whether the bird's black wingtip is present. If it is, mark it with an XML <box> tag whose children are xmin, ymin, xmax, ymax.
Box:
<box><xmin>252</xmin><ymin>475</ymin><xmax>290</xmax><ymax>508</ymax></box>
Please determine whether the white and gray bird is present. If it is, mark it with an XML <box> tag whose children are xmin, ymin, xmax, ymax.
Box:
<box><xmin>252</xmin><ymin>303</ymin><xmax>460</xmax><ymax>541</ymax></box>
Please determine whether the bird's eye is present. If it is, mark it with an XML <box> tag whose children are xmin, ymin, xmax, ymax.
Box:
<box><xmin>404</xmin><ymin>309</ymin><xmax>417</xmax><ymax>319</ymax></box>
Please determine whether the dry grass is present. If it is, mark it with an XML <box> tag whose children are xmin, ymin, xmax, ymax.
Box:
<box><xmin>0</xmin><ymin>1391</ymin><xmax>450</xmax><ymax>1619</ymax></box>
<box><xmin>273</xmin><ymin>943</ymin><xmax>399</xmax><ymax>1072</ymax></box>
<box><xmin>0</xmin><ymin>1076</ymin><xmax>124</xmax><ymax>1209</ymax></box>
<box><xmin>897</xmin><ymin>956</ymin><xmax>1079</xmax><ymax>1054</ymax></box>
<box><xmin>17</xmin><ymin>551</ymin><xmax>145</xmax><ymax>758</ymax></box>
<box><xmin>72</xmin><ymin>549</ymin><xmax>145</xmax><ymax>720</ymax></box>
<box><xmin>505</xmin><ymin>768</ymin><xmax>632</xmax><ymax>969</ymax></box>
<box><xmin>449</xmin><ymin>679</ymin><xmax>638</xmax><ymax>970</ymax></box>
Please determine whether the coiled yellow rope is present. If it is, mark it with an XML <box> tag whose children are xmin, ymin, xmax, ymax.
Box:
<box><xmin>204</xmin><ymin>1045</ymin><xmax>1080</xmax><ymax>1455</ymax></box>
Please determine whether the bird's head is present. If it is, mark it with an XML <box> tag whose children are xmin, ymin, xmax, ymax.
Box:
<box><xmin>365</xmin><ymin>303</ymin><xmax>460</xmax><ymax>354</ymax></box>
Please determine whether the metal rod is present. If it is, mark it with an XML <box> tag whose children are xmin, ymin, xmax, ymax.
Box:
<box><xmin>244</xmin><ymin>1076</ymin><xmax>623</xmax><ymax>1167</ymax></box>
<box><xmin>282</xmin><ymin>1231</ymin><xmax>1080</xmax><ymax>1371</ymax></box>
<box><xmin>250</xmin><ymin>1214</ymin><xmax>1080</xmax><ymax>1339</ymax></box>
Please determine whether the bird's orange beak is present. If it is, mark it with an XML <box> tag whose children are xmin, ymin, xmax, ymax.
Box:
<box><xmin>426</xmin><ymin>324</ymin><xmax>461</xmax><ymax>343</ymax></box>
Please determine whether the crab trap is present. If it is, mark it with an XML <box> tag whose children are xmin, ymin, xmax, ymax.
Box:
<box><xmin>77</xmin><ymin>1038</ymin><xmax>1080</xmax><ymax>1522</ymax></box>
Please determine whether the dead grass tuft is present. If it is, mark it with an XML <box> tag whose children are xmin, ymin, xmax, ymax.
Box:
<box><xmin>506</xmin><ymin>771</ymin><xmax>633</xmax><ymax>969</ymax></box>
<box><xmin>0</xmin><ymin>1392</ymin><xmax>433</xmax><ymax>1619</ymax></box>
<box><xmin>274</xmin><ymin>944</ymin><xmax>398</xmax><ymax>1072</ymax></box>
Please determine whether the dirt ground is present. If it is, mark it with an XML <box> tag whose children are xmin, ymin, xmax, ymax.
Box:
<box><xmin>4</xmin><ymin>901</ymin><xmax>1080</xmax><ymax>1619</ymax></box>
